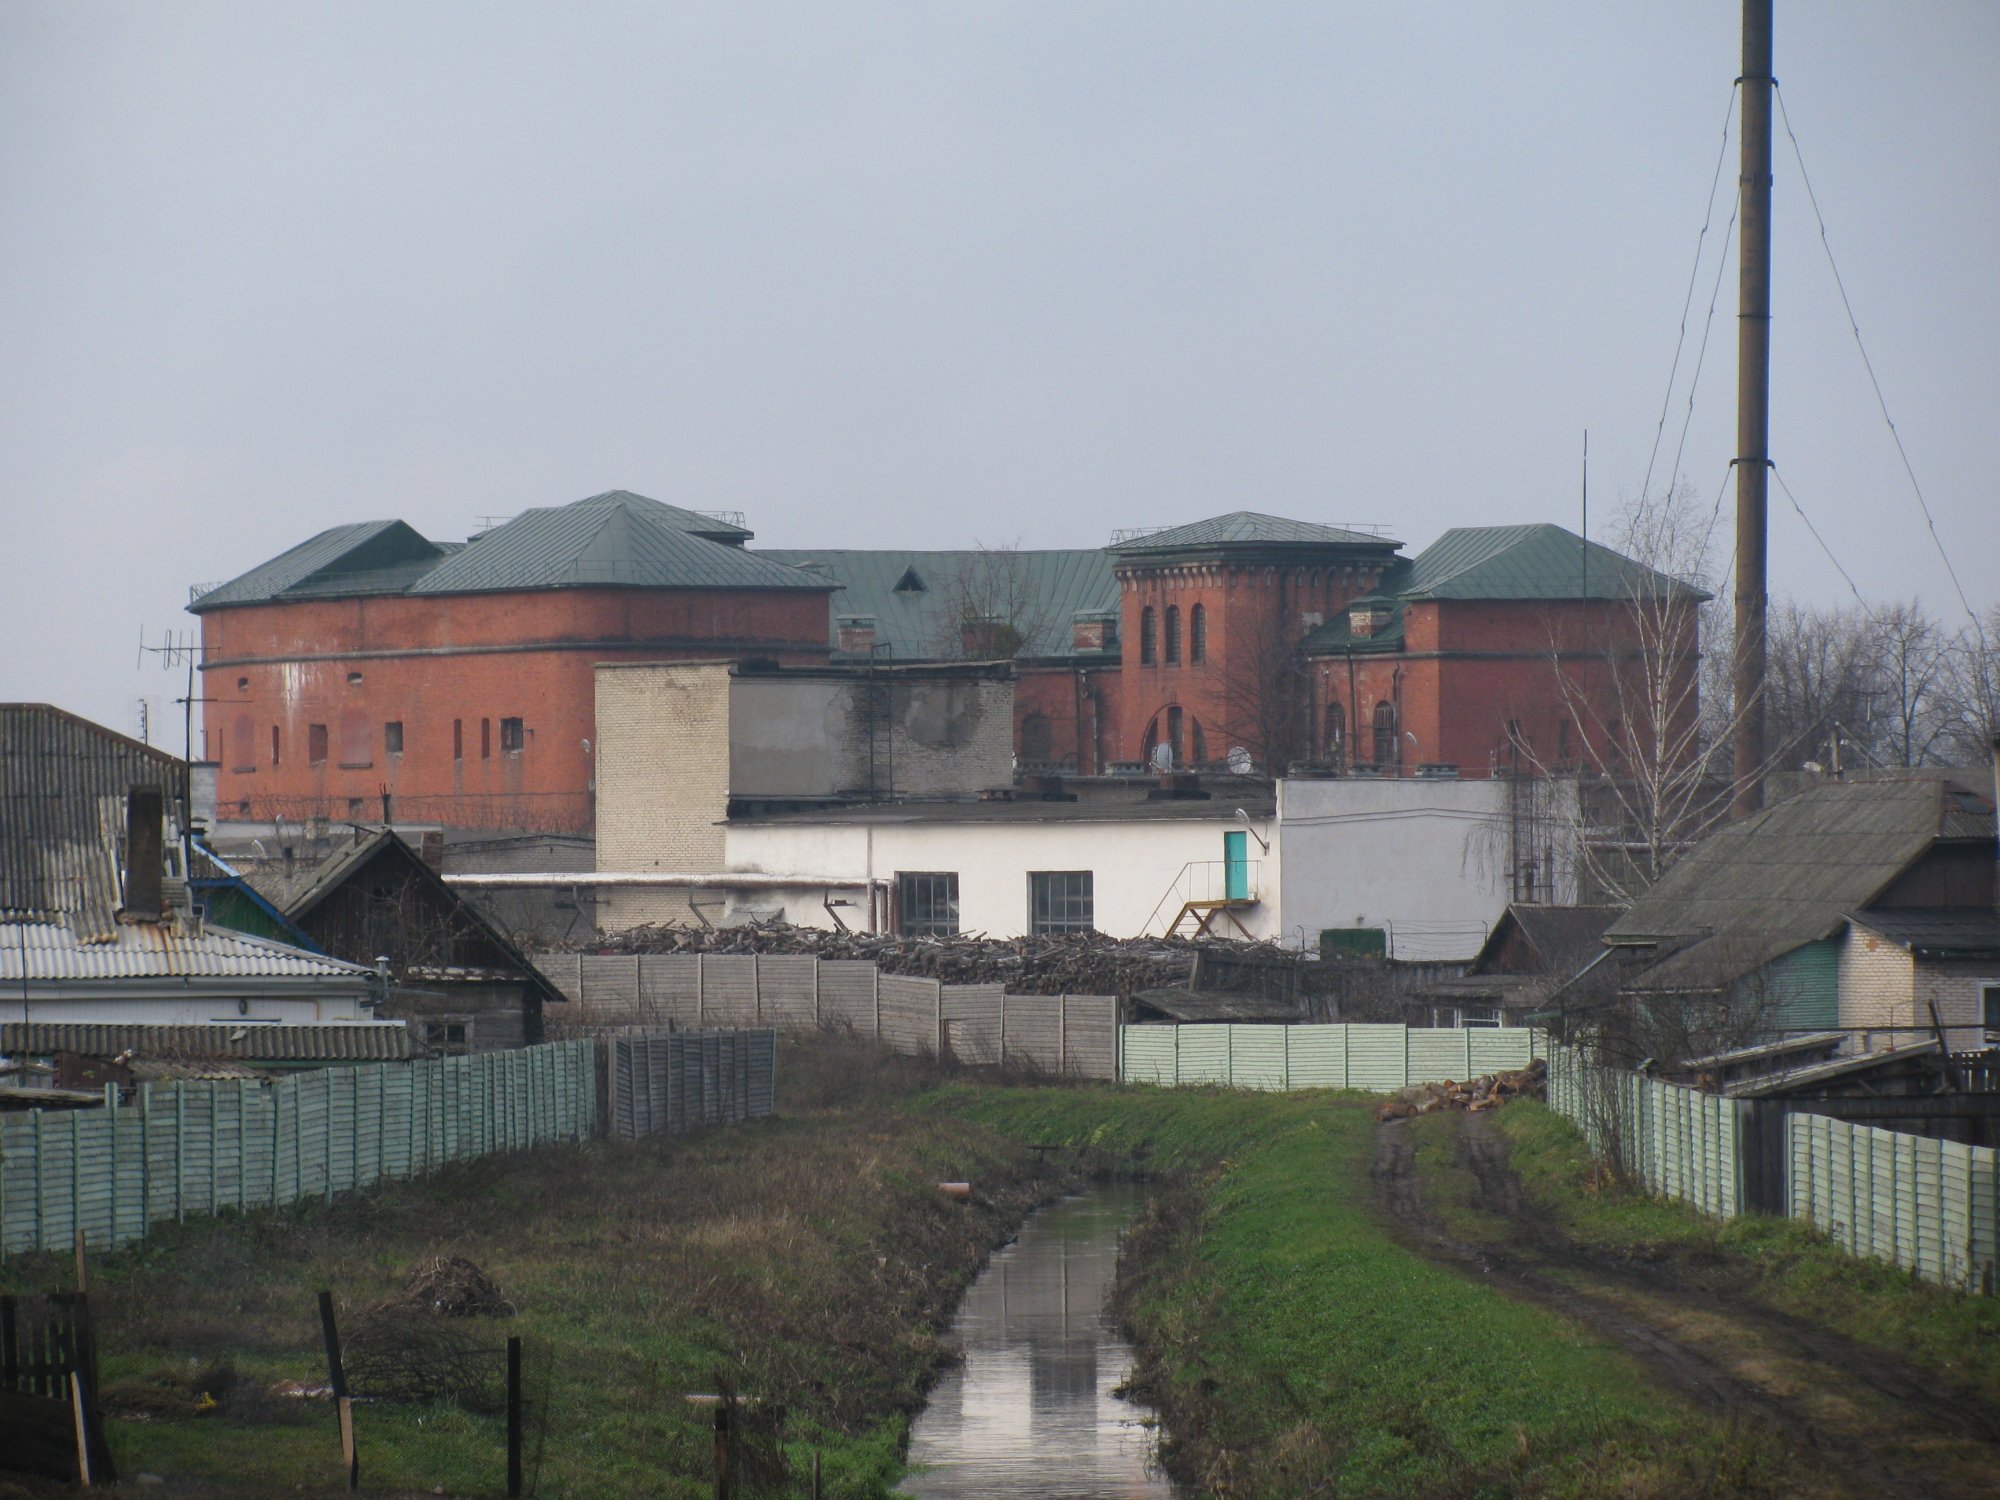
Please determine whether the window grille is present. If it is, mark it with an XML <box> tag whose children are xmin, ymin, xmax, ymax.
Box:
<box><xmin>1029</xmin><ymin>871</ymin><xmax>1094</xmax><ymax>934</ymax></box>
<box><xmin>897</xmin><ymin>871</ymin><xmax>960</xmax><ymax>936</ymax></box>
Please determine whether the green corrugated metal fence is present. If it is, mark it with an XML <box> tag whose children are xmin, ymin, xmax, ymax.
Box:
<box><xmin>1118</xmin><ymin>1023</ymin><xmax>1543</xmax><ymax>1091</ymax></box>
<box><xmin>0</xmin><ymin>1041</ymin><xmax>597</xmax><ymax>1258</ymax></box>
<box><xmin>1546</xmin><ymin>1046</ymin><xmax>2000</xmax><ymax>1294</ymax></box>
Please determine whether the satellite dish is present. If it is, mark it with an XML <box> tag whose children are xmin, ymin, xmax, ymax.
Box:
<box><xmin>1148</xmin><ymin>742</ymin><xmax>1175</xmax><ymax>771</ymax></box>
<box><xmin>1227</xmin><ymin>745</ymin><xmax>1253</xmax><ymax>775</ymax></box>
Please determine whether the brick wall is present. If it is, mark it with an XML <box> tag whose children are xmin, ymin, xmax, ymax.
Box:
<box><xmin>594</xmin><ymin>661</ymin><xmax>734</xmax><ymax>927</ymax></box>
<box><xmin>198</xmin><ymin>587</ymin><xmax>830</xmax><ymax>832</ymax></box>
<box><xmin>1839</xmin><ymin>926</ymin><xmax>1915</xmax><ymax>1046</ymax></box>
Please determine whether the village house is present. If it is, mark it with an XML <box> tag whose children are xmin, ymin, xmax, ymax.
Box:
<box><xmin>0</xmin><ymin>704</ymin><xmax>385</xmax><ymax>1034</ymax></box>
<box><xmin>1592</xmin><ymin>773</ymin><xmax>1998</xmax><ymax>1053</ymax></box>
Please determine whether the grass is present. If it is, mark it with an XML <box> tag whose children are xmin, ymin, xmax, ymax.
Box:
<box><xmin>1488</xmin><ymin>1100</ymin><xmax>2000</xmax><ymax>1395</ymax></box>
<box><xmin>0</xmin><ymin>1038</ymin><xmax>1050</xmax><ymax>1498</ymax></box>
<box><xmin>928</xmin><ymin>1083</ymin><xmax>1793</xmax><ymax>1499</ymax></box>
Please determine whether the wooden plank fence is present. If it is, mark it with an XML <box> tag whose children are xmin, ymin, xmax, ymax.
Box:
<box><xmin>605</xmin><ymin>1031</ymin><xmax>776</xmax><ymax>1139</ymax></box>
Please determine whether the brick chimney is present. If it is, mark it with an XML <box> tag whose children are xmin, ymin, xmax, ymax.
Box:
<box><xmin>124</xmin><ymin>784</ymin><xmax>165</xmax><ymax>920</ymax></box>
<box><xmin>1071</xmin><ymin>609</ymin><xmax>1117</xmax><ymax>653</ymax></box>
<box><xmin>836</xmin><ymin>615</ymin><xmax>877</xmax><ymax>655</ymax></box>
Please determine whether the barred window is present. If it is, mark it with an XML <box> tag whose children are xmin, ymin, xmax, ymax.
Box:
<box><xmin>1164</xmin><ymin>605</ymin><xmax>1181</xmax><ymax>664</ymax></box>
<box><xmin>500</xmin><ymin>716</ymin><xmax>524</xmax><ymax>754</ymax></box>
<box><xmin>1140</xmin><ymin>606</ymin><xmax>1157</xmax><ymax>665</ymax></box>
<box><xmin>898</xmin><ymin>871</ymin><xmax>960</xmax><ymax>936</ymax></box>
<box><xmin>1029</xmin><ymin>871</ymin><xmax>1094</xmax><ymax>935</ymax></box>
<box><xmin>1189</xmin><ymin>604</ymin><xmax>1206</xmax><ymax>662</ymax></box>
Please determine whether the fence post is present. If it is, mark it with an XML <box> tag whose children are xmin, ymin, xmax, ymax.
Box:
<box><xmin>872</xmin><ymin>966</ymin><xmax>881</xmax><ymax>1042</ymax></box>
<box><xmin>506</xmin><ymin>1335</ymin><xmax>523</xmax><ymax>1497</ymax></box>
<box><xmin>754</xmin><ymin>954</ymin><xmax>764</xmax><ymax>1024</ymax></box>
<box><xmin>934</xmin><ymin>983</ymin><xmax>945</xmax><ymax>1059</ymax></box>
<box><xmin>696</xmin><ymin>953</ymin><xmax>706</xmax><ymax>1027</ymax></box>
<box><xmin>317</xmin><ymin>1290</ymin><xmax>358</xmax><ymax>1490</ymax></box>
<box><xmin>998</xmin><ymin>992</ymin><xmax>1007</xmax><ymax>1070</ymax></box>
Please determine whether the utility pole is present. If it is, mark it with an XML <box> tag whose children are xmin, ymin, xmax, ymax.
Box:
<box><xmin>1733</xmin><ymin>0</ymin><xmax>1774</xmax><ymax>818</ymax></box>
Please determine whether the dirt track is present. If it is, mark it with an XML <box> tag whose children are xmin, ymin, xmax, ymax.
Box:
<box><xmin>1372</xmin><ymin>1113</ymin><xmax>2000</xmax><ymax>1500</ymax></box>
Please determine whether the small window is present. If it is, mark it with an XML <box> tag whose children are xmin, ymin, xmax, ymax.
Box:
<box><xmin>308</xmin><ymin>723</ymin><xmax>329</xmax><ymax>765</ymax></box>
<box><xmin>480</xmin><ymin>718</ymin><xmax>491</xmax><ymax>760</ymax></box>
<box><xmin>419</xmin><ymin>1018</ymin><xmax>474</xmax><ymax>1055</ymax></box>
<box><xmin>1189</xmin><ymin>604</ymin><xmax>1206</xmax><ymax>663</ymax></box>
<box><xmin>1372</xmin><ymin>702</ymin><xmax>1396</xmax><ymax>766</ymax></box>
<box><xmin>1165</xmin><ymin>605</ymin><xmax>1181</xmax><ymax>664</ymax></box>
<box><xmin>347</xmin><ymin>671</ymin><xmax>363</xmax><ymax>686</ymax></box>
<box><xmin>453</xmin><ymin>719</ymin><xmax>464</xmax><ymax>762</ymax></box>
<box><xmin>236</xmin><ymin>676</ymin><xmax>249</xmax><ymax>692</ymax></box>
<box><xmin>346</xmin><ymin>797</ymin><xmax>364</xmax><ymax>817</ymax></box>
<box><xmin>236</xmin><ymin>798</ymin><xmax>250</xmax><ymax>816</ymax></box>
<box><xmin>270</xmin><ymin>725</ymin><xmax>281</xmax><ymax>766</ymax></box>
<box><xmin>499</xmin><ymin>717</ymin><xmax>524</xmax><ymax>754</ymax></box>
<box><xmin>1983</xmin><ymin>984</ymin><xmax>2000</xmax><ymax>1035</ymax></box>
<box><xmin>1029</xmin><ymin>871</ymin><xmax>1094</xmax><ymax>935</ymax></box>
<box><xmin>385</xmin><ymin>721</ymin><xmax>404</xmax><ymax>756</ymax></box>
<box><xmin>897</xmin><ymin>872</ymin><xmax>960</xmax><ymax>937</ymax></box>
<box><xmin>1140</xmin><ymin>606</ymin><xmax>1157</xmax><ymax>665</ymax></box>
<box><xmin>893</xmin><ymin>566</ymin><xmax>927</xmax><ymax>594</ymax></box>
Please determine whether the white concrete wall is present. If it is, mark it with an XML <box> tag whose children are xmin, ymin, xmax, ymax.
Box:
<box><xmin>1838</xmin><ymin>925</ymin><xmax>1916</xmax><ymax>1048</ymax></box>
<box><xmin>725</xmin><ymin>813</ymin><xmax>1280</xmax><ymax>940</ymax></box>
<box><xmin>1275</xmin><ymin>777</ymin><xmax>1569</xmax><ymax>961</ymax></box>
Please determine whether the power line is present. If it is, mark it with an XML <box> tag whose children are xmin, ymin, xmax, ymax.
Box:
<box><xmin>1666</xmin><ymin>192</ymin><xmax>1740</xmax><ymax>503</ymax></box>
<box><xmin>1640</xmin><ymin>83</ymin><xmax>1741</xmax><ymax>507</ymax></box>
<box><xmin>1774</xmin><ymin>83</ymin><xmax>1979</xmax><ymax>628</ymax></box>
<box><xmin>1770</xmin><ymin>464</ymin><xmax>1868</xmax><ymax>609</ymax></box>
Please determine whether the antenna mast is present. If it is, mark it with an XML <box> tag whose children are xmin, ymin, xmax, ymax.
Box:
<box><xmin>1733</xmin><ymin>0</ymin><xmax>1774</xmax><ymax>817</ymax></box>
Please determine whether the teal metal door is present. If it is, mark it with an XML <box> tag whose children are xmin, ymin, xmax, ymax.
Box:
<box><xmin>1223</xmin><ymin>831</ymin><xmax>1249</xmax><ymax>900</ymax></box>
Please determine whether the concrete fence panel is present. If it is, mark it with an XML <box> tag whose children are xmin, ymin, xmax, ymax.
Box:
<box><xmin>878</xmin><ymin>975</ymin><xmax>943</xmax><ymax>1057</ymax></box>
<box><xmin>604</xmin><ymin>1030</ymin><xmax>777</xmax><ymax>1141</ymax></box>
<box><xmin>940</xmin><ymin>984</ymin><xmax>1003</xmax><ymax>1066</ymax></box>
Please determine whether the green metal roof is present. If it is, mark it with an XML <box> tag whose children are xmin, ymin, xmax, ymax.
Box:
<box><xmin>1112</xmin><ymin>511</ymin><xmax>1400</xmax><ymax>556</ymax></box>
<box><xmin>758</xmin><ymin>548</ymin><xmax>1119</xmax><ymax>660</ymax></box>
<box><xmin>192</xmin><ymin>492</ymin><xmax>819</xmax><ymax>609</ymax></box>
<box><xmin>190</xmin><ymin>520</ymin><xmax>445</xmax><ymax>611</ymax></box>
<box><xmin>411</xmin><ymin>496</ymin><xmax>827</xmax><ymax>595</ymax></box>
<box><xmin>1400</xmin><ymin>524</ymin><xmax>1704</xmax><ymax>602</ymax></box>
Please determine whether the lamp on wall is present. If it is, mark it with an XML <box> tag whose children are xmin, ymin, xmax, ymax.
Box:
<box><xmin>1233</xmin><ymin>808</ymin><xmax>1270</xmax><ymax>854</ymax></box>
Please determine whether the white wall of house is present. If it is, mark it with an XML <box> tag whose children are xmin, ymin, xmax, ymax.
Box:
<box><xmin>1276</xmin><ymin>777</ymin><xmax>1577</xmax><ymax>961</ymax></box>
<box><xmin>14</xmin><ymin>990</ymin><xmax>380</xmax><ymax>1027</ymax></box>
<box><xmin>723</xmin><ymin>813</ymin><xmax>1281</xmax><ymax>941</ymax></box>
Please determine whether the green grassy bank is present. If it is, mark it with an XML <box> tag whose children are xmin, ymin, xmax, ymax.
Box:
<box><xmin>1482</xmin><ymin>1101</ymin><xmax>2000</xmax><ymax>1394</ymax></box>
<box><xmin>0</xmin><ymin>1043</ymin><xmax>1045</xmax><ymax>1498</ymax></box>
<box><xmin>935</xmin><ymin>1085</ymin><xmax>1787</xmax><ymax>1498</ymax></box>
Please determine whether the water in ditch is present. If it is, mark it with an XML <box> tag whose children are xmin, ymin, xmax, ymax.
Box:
<box><xmin>897</xmin><ymin>1182</ymin><xmax>1177</xmax><ymax>1499</ymax></box>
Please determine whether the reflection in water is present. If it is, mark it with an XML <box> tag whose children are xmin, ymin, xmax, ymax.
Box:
<box><xmin>899</xmin><ymin>1185</ymin><xmax>1175</xmax><ymax>1499</ymax></box>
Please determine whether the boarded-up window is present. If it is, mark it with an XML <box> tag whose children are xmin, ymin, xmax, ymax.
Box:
<box><xmin>453</xmin><ymin>719</ymin><xmax>464</xmax><ymax>761</ymax></box>
<box><xmin>271</xmin><ymin>725</ymin><xmax>281</xmax><ymax>766</ymax></box>
<box><xmin>308</xmin><ymin>723</ymin><xmax>329</xmax><ymax>765</ymax></box>
<box><xmin>480</xmin><ymin>718</ymin><xmax>491</xmax><ymax>759</ymax></box>
<box><xmin>385</xmin><ymin>721</ymin><xmax>404</xmax><ymax>756</ymax></box>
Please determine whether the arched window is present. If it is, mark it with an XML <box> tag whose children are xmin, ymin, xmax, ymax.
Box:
<box><xmin>1189</xmin><ymin>604</ymin><xmax>1206</xmax><ymax>662</ymax></box>
<box><xmin>1372</xmin><ymin>702</ymin><xmax>1397</xmax><ymax>766</ymax></box>
<box><xmin>1325</xmin><ymin>701</ymin><xmax>1346</xmax><ymax>766</ymax></box>
<box><xmin>1140</xmin><ymin>606</ymin><xmax>1157</xmax><ymax>665</ymax></box>
<box><xmin>1020</xmin><ymin>712</ymin><xmax>1053</xmax><ymax>765</ymax></box>
<box><xmin>1165</xmin><ymin>606</ymin><xmax>1181</xmax><ymax>664</ymax></box>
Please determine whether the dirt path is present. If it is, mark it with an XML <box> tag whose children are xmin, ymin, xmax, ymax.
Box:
<box><xmin>1372</xmin><ymin>1113</ymin><xmax>2000</xmax><ymax>1500</ymax></box>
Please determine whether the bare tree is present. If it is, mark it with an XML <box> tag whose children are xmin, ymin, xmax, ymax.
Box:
<box><xmin>1763</xmin><ymin>600</ymin><xmax>1882</xmax><ymax>771</ymax></box>
<box><xmin>934</xmin><ymin>543</ymin><xmax>1056</xmax><ymax>661</ymax></box>
<box><xmin>1934</xmin><ymin>607</ymin><xmax>2000</xmax><ymax>768</ymax></box>
<box><xmin>1208</xmin><ymin>600</ymin><xmax>1315</xmax><ymax>773</ymax></box>
<box><xmin>1527</xmin><ymin>484</ymin><xmax>1735</xmax><ymax>902</ymax></box>
<box><xmin>1868</xmin><ymin>599</ymin><xmax>1955</xmax><ymax>767</ymax></box>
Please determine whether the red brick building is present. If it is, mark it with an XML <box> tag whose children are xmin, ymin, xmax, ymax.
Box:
<box><xmin>194</xmin><ymin>495</ymin><xmax>1691</xmax><ymax>832</ymax></box>
<box><xmin>192</xmin><ymin>493</ymin><xmax>834</xmax><ymax>832</ymax></box>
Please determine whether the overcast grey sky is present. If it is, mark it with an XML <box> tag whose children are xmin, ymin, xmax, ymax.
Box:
<box><xmin>3</xmin><ymin>1</ymin><xmax>1995</xmax><ymax>743</ymax></box>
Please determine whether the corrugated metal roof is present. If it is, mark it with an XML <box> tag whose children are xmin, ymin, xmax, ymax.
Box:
<box><xmin>1</xmin><ymin>1021</ymin><xmax>414</xmax><ymax>1062</ymax></box>
<box><xmin>564</xmin><ymin>490</ymin><xmax>753</xmax><ymax>542</ymax></box>
<box><xmin>411</xmin><ymin>496</ymin><xmax>829</xmax><ymax>595</ymax></box>
<box><xmin>1610</xmin><ymin>778</ymin><xmax>1996</xmax><ymax>993</ymax></box>
<box><xmin>0</xmin><ymin>919</ymin><xmax>377</xmax><ymax>984</ymax></box>
<box><xmin>1</xmin><ymin>704</ymin><xmax>189</xmax><ymax>937</ymax></box>
<box><xmin>1111</xmin><ymin>511</ymin><xmax>1400</xmax><ymax>554</ymax></box>
<box><xmin>189</xmin><ymin>521</ymin><xmax>441</xmax><ymax>611</ymax></box>
<box><xmin>1401</xmin><ymin>524</ymin><xmax>1705</xmax><ymax>602</ymax></box>
<box><xmin>759</xmin><ymin>548</ymin><xmax>1118</xmax><ymax>660</ymax></box>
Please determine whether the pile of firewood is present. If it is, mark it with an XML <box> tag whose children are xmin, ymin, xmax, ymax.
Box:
<box><xmin>1373</xmin><ymin>1058</ymin><xmax>1547</xmax><ymax>1121</ymax></box>
<box><xmin>566</xmin><ymin>922</ymin><xmax>1218</xmax><ymax>996</ymax></box>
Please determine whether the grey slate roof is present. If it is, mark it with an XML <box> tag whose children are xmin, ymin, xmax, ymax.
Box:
<box><xmin>190</xmin><ymin>492</ymin><xmax>799</xmax><ymax>610</ymax></box>
<box><xmin>758</xmin><ymin>548</ymin><xmax>1119</xmax><ymax>660</ymax></box>
<box><xmin>1112</xmin><ymin>511</ymin><xmax>1400</xmax><ymax>555</ymax></box>
<box><xmin>1</xmin><ymin>704</ymin><xmax>189</xmax><ymax>938</ymax></box>
<box><xmin>0</xmin><ymin>919</ymin><xmax>377</xmax><ymax>984</ymax></box>
<box><xmin>1609</xmin><ymin>777</ymin><xmax>1996</xmax><ymax>994</ymax></box>
<box><xmin>2</xmin><ymin>1020</ymin><xmax>413</xmax><ymax>1063</ymax></box>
